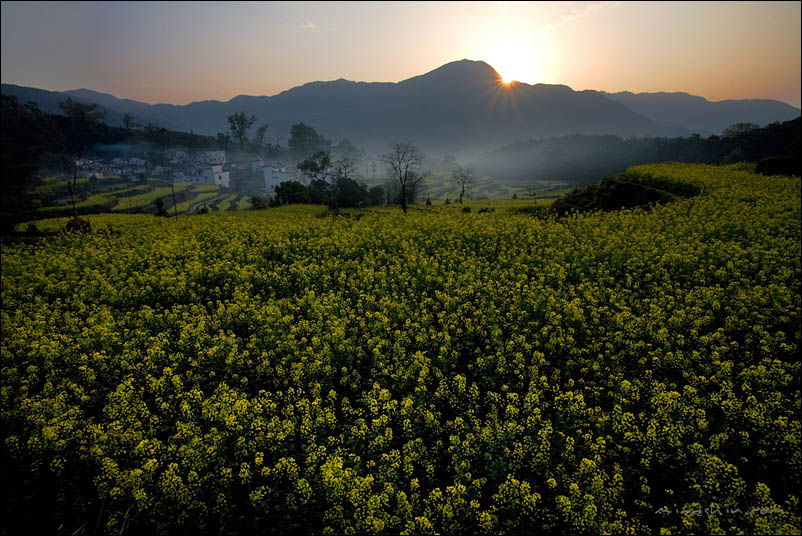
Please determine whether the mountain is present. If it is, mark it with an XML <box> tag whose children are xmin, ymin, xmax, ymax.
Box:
<box><xmin>3</xmin><ymin>60</ymin><xmax>800</xmax><ymax>155</ymax></box>
<box><xmin>604</xmin><ymin>91</ymin><xmax>800</xmax><ymax>136</ymax></box>
<box><xmin>0</xmin><ymin>84</ymin><xmax>128</xmax><ymax>127</ymax></box>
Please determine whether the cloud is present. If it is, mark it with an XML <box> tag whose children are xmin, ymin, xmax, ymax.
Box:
<box><xmin>298</xmin><ymin>20</ymin><xmax>317</xmax><ymax>31</ymax></box>
<box><xmin>538</xmin><ymin>1</ymin><xmax>621</xmax><ymax>30</ymax></box>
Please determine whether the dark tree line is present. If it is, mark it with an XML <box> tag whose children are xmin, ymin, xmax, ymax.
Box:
<box><xmin>265</xmin><ymin>177</ymin><xmax>385</xmax><ymax>208</ymax></box>
<box><xmin>477</xmin><ymin>117</ymin><xmax>801</xmax><ymax>184</ymax></box>
<box><xmin>258</xmin><ymin>148</ymin><xmax>384</xmax><ymax>209</ymax></box>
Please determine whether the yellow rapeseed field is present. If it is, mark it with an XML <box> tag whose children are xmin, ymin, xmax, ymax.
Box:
<box><xmin>2</xmin><ymin>163</ymin><xmax>799</xmax><ymax>534</ymax></box>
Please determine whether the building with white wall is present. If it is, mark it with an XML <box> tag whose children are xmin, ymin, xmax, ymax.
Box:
<box><xmin>204</xmin><ymin>151</ymin><xmax>226</xmax><ymax>165</ymax></box>
<box><xmin>263</xmin><ymin>167</ymin><xmax>300</xmax><ymax>193</ymax></box>
<box><xmin>180</xmin><ymin>165</ymin><xmax>230</xmax><ymax>188</ymax></box>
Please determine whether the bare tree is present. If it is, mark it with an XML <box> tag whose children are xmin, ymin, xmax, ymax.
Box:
<box><xmin>380</xmin><ymin>141</ymin><xmax>427</xmax><ymax>213</ymax></box>
<box><xmin>333</xmin><ymin>157</ymin><xmax>358</xmax><ymax>182</ymax></box>
<box><xmin>452</xmin><ymin>164</ymin><xmax>477</xmax><ymax>204</ymax></box>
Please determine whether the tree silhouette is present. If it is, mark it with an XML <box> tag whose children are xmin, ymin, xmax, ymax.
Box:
<box><xmin>452</xmin><ymin>164</ymin><xmax>477</xmax><ymax>204</ymax></box>
<box><xmin>228</xmin><ymin>111</ymin><xmax>257</xmax><ymax>151</ymax></box>
<box><xmin>123</xmin><ymin>113</ymin><xmax>136</xmax><ymax>134</ymax></box>
<box><xmin>381</xmin><ymin>142</ymin><xmax>427</xmax><ymax>214</ymax></box>
<box><xmin>288</xmin><ymin>123</ymin><xmax>329</xmax><ymax>157</ymax></box>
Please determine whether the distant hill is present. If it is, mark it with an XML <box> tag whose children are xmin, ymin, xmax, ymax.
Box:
<box><xmin>604</xmin><ymin>91</ymin><xmax>799</xmax><ymax>136</ymax></box>
<box><xmin>3</xmin><ymin>59</ymin><xmax>800</xmax><ymax>155</ymax></box>
<box><xmin>0</xmin><ymin>84</ymin><xmax>127</xmax><ymax>127</ymax></box>
<box><xmin>474</xmin><ymin>117</ymin><xmax>801</xmax><ymax>185</ymax></box>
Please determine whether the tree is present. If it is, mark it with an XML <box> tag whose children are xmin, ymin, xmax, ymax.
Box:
<box><xmin>154</xmin><ymin>197</ymin><xmax>169</xmax><ymax>217</ymax></box>
<box><xmin>332</xmin><ymin>158</ymin><xmax>367</xmax><ymax>208</ymax></box>
<box><xmin>308</xmin><ymin>179</ymin><xmax>329</xmax><ymax>205</ymax></box>
<box><xmin>298</xmin><ymin>150</ymin><xmax>333</xmax><ymax>206</ymax></box>
<box><xmin>380</xmin><ymin>141</ymin><xmax>427</xmax><ymax>213</ymax></box>
<box><xmin>1</xmin><ymin>95</ymin><xmax>57</xmax><ymax>231</ymax></box>
<box><xmin>216</xmin><ymin>133</ymin><xmax>233</xmax><ymax>151</ymax></box>
<box><xmin>367</xmin><ymin>185</ymin><xmax>385</xmax><ymax>206</ymax></box>
<box><xmin>228</xmin><ymin>111</ymin><xmax>257</xmax><ymax>151</ymax></box>
<box><xmin>333</xmin><ymin>157</ymin><xmax>358</xmax><ymax>183</ymax></box>
<box><xmin>332</xmin><ymin>138</ymin><xmax>363</xmax><ymax>162</ymax></box>
<box><xmin>722</xmin><ymin>147</ymin><xmax>747</xmax><ymax>164</ymax></box>
<box><xmin>288</xmin><ymin>123</ymin><xmax>330</xmax><ymax>157</ymax></box>
<box><xmin>145</xmin><ymin>124</ymin><xmax>170</xmax><ymax>148</ymax></box>
<box><xmin>253</xmin><ymin>124</ymin><xmax>269</xmax><ymax>152</ymax></box>
<box><xmin>452</xmin><ymin>164</ymin><xmax>477</xmax><ymax>204</ymax></box>
<box><xmin>273</xmin><ymin>180</ymin><xmax>311</xmax><ymax>205</ymax></box>
<box><xmin>252</xmin><ymin>195</ymin><xmax>269</xmax><ymax>210</ymax></box>
<box><xmin>298</xmin><ymin>150</ymin><xmax>333</xmax><ymax>182</ymax></box>
<box><xmin>59</xmin><ymin>97</ymin><xmax>108</xmax><ymax>156</ymax></box>
<box><xmin>123</xmin><ymin>113</ymin><xmax>136</xmax><ymax>133</ymax></box>
<box><xmin>58</xmin><ymin>97</ymin><xmax>106</xmax><ymax>126</ymax></box>
<box><xmin>721</xmin><ymin>122</ymin><xmax>760</xmax><ymax>139</ymax></box>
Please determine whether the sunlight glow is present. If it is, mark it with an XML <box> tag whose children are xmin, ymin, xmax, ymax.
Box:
<box><xmin>482</xmin><ymin>36</ymin><xmax>537</xmax><ymax>85</ymax></box>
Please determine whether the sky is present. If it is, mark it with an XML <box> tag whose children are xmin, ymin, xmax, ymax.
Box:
<box><xmin>2</xmin><ymin>1</ymin><xmax>800</xmax><ymax>107</ymax></box>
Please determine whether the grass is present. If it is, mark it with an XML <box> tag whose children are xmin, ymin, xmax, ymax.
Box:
<box><xmin>213</xmin><ymin>194</ymin><xmax>239</xmax><ymax>211</ymax></box>
<box><xmin>236</xmin><ymin>195</ymin><xmax>253</xmax><ymax>210</ymax></box>
<box><xmin>113</xmin><ymin>184</ymin><xmax>191</xmax><ymax>211</ymax></box>
<box><xmin>173</xmin><ymin>190</ymin><xmax>222</xmax><ymax>214</ymax></box>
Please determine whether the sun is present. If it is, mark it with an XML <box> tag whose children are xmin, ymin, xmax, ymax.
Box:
<box><xmin>482</xmin><ymin>37</ymin><xmax>538</xmax><ymax>85</ymax></box>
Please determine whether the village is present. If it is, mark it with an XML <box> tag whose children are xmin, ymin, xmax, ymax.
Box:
<box><xmin>76</xmin><ymin>149</ymin><xmax>304</xmax><ymax>196</ymax></box>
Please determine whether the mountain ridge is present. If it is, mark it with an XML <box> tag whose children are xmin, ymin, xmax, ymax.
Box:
<box><xmin>3</xmin><ymin>59</ymin><xmax>799</xmax><ymax>155</ymax></box>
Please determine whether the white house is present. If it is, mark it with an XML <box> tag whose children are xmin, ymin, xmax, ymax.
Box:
<box><xmin>182</xmin><ymin>165</ymin><xmax>230</xmax><ymax>187</ymax></box>
<box><xmin>204</xmin><ymin>151</ymin><xmax>226</xmax><ymax>165</ymax></box>
<box><xmin>263</xmin><ymin>167</ymin><xmax>299</xmax><ymax>193</ymax></box>
<box><xmin>203</xmin><ymin>165</ymin><xmax>230</xmax><ymax>188</ymax></box>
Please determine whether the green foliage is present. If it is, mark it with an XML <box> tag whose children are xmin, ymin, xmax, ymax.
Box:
<box><xmin>58</xmin><ymin>97</ymin><xmax>107</xmax><ymax>127</ymax></box>
<box><xmin>721</xmin><ymin>122</ymin><xmax>760</xmax><ymax>139</ymax></box>
<box><xmin>251</xmin><ymin>195</ymin><xmax>268</xmax><ymax>210</ymax></box>
<box><xmin>549</xmin><ymin>171</ymin><xmax>701</xmax><ymax>217</ymax></box>
<box><xmin>273</xmin><ymin>180</ymin><xmax>311</xmax><ymax>205</ymax></box>
<box><xmin>1</xmin><ymin>95</ymin><xmax>65</xmax><ymax>230</ymax></box>
<box><xmin>297</xmin><ymin>151</ymin><xmax>332</xmax><ymax>183</ymax></box>
<box><xmin>1</xmin><ymin>163</ymin><xmax>799</xmax><ymax>534</ymax></box>
<box><xmin>308</xmin><ymin>179</ymin><xmax>330</xmax><ymax>205</ymax></box>
<box><xmin>288</xmin><ymin>123</ymin><xmax>330</xmax><ymax>158</ymax></box>
<box><xmin>154</xmin><ymin>197</ymin><xmax>168</xmax><ymax>217</ymax></box>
